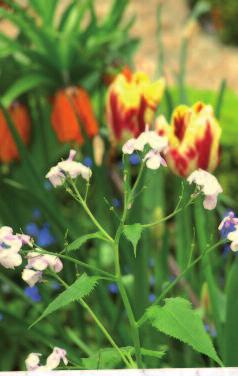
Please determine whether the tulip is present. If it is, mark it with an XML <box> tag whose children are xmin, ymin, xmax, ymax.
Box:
<box><xmin>0</xmin><ymin>102</ymin><xmax>31</xmax><ymax>163</ymax></box>
<box><xmin>106</xmin><ymin>71</ymin><xmax>165</xmax><ymax>144</ymax></box>
<box><xmin>155</xmin><ymin>102</ymin><xmax>221</xmax><ymax>177</ymax></box>
<box><xmin>51</xmin><ymin>86</ymin><xmax>99</xmax><ymax>145</ymax></box>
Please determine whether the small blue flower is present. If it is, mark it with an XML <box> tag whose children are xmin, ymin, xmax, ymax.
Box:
<box><xmin>44</xmin><ymin>181</ymin><xmax>52</xmax><ymax>191</ymax></box>
<box><xmin>149</xmin><ymin>275</ymin><xmax>155</xmax><ymax>286</ymax></box>
<box><xmin>219</xmin><ymin>211</ymin><xmax>238</xmax><ymax>255</ymax></box>
<box><xmin>32</xmin><ymin>208</ymin><xmax>41</xmax><ymax>220</ymax></box>
<box><xmin>83</xmin><ymin>157</ymin><xmax>93</xmax><ymax>168</ymax></box>
<box><xmin>24</xmin><ymin>286</ymin><xmax>42</xmax><ymax>302</ymax></box>
<box><xmin>149</xmin><ymin>293</ymin><xmax>156</xmax><ymax>303</ymax></box>
<box><xmin>25</xmin><ymin>222</ymin><xmax>39</xmax><ymax>237</ymax></box>
<box><xmin>108</xmin><ymin>283</ymin><xmax>118</xmax><ymax>295</ymax></box>
<box><xmin>112</xmin><ymin>198</ymin><xmax>121</xmax><ymax>208</ymax></box>
<box><xmin>148</xmin><ymin>258</ymin><xmax>155</xmax><ymax>268</ymax></box>
<box><xmin>51</xmin><ymin>281</ymin><xmax>61</xmax><ymax>290</ymax></box>
<box><xmin>129</xmin><ymin>153</ymin><xmax>140</xmax><ymax>166</ymax></box>
<box><xmin>0</xmin><ymin>313</ymin><xmax>4</xmax><ymax>321</ymax></box>
<box><xmin>37</xmin><ymin>224</ymin><xmax>56</xmax><ymax>247</ymax></box>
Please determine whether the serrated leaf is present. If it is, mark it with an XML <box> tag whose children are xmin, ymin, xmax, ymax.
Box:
<box><xmin>123</xmin><ymin>223</ymin><xmax>143</xmax><ymax>257</ymax></box>
<box><xmin>147</xmin><ymin>297</ymin><xmax>222</xmax><ymax>366</ymax></box>
<box><xmin>81</xmin><ymin>346</ymin><xmax>166</xmax><ymax>369</ymax></box>
<box><xmin>66</xmin><ymin>232</ymin><xmax>108</xmax><ymax>252</ymax></box>
<box><xmin>30</xmin><ymin>274</ymin><xmax>99</xmax><ymax>328</ymax></box>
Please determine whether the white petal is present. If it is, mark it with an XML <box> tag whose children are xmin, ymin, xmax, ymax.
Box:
<box><xmin>22</xmin><ymin>269</ymin><xmax>42</xmax><ymax>287</ymax></box>
<box><xmin>0</xmin><ymin>251</ymin><xmax>22</xmax><ymax>269</ymax></box>
<box><xmin>46</xmin><ymin>166</ymin><xmax>65</xmax><ymax>187</ymax></box>
<box><xmin>203</xmin><ymin>194</ymin><xmax>218</xmax><ymax>210</ymax></box>
<box><xmin>25</xmin><ymin>353</ymin><xmax>41</xmax><ymax>371</ymax></box>
<box><xmin>122</xmin><ymin>138</ymin><xmax>137</xmax><ymax>154</ymax></box>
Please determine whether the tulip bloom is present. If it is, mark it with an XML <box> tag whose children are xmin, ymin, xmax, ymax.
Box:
<box><xmin>51</xmin><ymin>86</ymin><xmax>99</xmax><ymax>145</ymax></box>
<box><xmin>0</xmin><ymin>102</ymin><xmax>31</xmax><ymax>163</ymax></box>
<box><xmin>106</xmin><ymin>71</ymin><xmax>165</xmax><ymax>144</ymax></box>
<box><xmin>155</xmin><ymin>102</ymin><xmax>221</xmax><ymax>177</ymax></box>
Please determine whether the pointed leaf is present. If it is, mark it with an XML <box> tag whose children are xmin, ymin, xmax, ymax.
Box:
<box><xmin>67</xmin><ymin>232</ymin><xmax>108</xmax><ymax>252</ymax></box>
<box><xmin>30</xmin><ymin>274</ymin><xmax>99</xmax><ymax>328</ymax></box>
<box><xmin>123</xmin><ymin>223</ymin><xmax>143</xmax><ymax>256</ymax></box>
<box><xmin>147</xmin><ymin>297</ymin><xmax>222</xmax><ymax>366</ymax></box>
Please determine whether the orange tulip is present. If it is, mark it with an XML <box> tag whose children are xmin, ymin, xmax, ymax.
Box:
<box><xmin>106</xmin><ymin>71</ymin><xmax>165</xmax><ymax>144</ymax></box>
<box><xmin>51</xmin><ymin>86</ymin><xmax>99</xmax><ymax>145</ymax></box>
<box><xmin>155</xmin><ymin>102</ymin><xmax>221</xmax><ymax>177</ymax></box>
<box><xmin>0</xmin><ymin>102</ymin><xmax>31</xmax><ymax>163</ymax></box>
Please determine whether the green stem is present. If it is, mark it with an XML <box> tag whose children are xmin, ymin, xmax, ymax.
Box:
<box><xmin>68</xmin><ymin>181</ymin><xmax>114</xmax><ymax>243</ymax></box>
<box><xmin>137</xmin><ymin>240</ymin><xmax>225</xmax><ymax>328</ymax></box>
<box><xmin>53</xmin><ymin>273</ymin><xmax>132</xmax><ymax>368</ymax></box>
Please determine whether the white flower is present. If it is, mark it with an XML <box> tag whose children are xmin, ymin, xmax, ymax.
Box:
<box><xmin>187</xmin><ymin>169</ymin><xmax>223</xmax><ymax>210</ymax></box>
<box><xmin>46</xmin><ymin>149</ymin><xmax>92</xmax><ymax>187</ymax></box>
<box><xmin>0</xmin><ymin>226</ymin><xmax>30</xmax><ymax>269</ymax></box>
<box><xmin>218</xmin><ymin>211</ymin><xmax>238</xmax><ymax>231</ymax></box>
<box><xmin>25</xmin><ymin>348</ymin><xmax>68</xmax><ymax>371</ymax></box>
<box><xmin>227</xmin><ymin>228</ymin><xmax>238</xmax><ymax>252</ymax></box>
<box><xmin>22</xmin><ymin>269</ymin><xmax>42</xmax><ymax>287</ymax></box>
<box><xmin>25</xmin><ymin>353</ymin><xmax>42</xmax><ymax>371</ymax></box>
<box><xmin>122</xmin><ymin>130</ymin><xmax>168</xmax><ymax>155</ymax></box>
<box><xmin>143</xmin><ymin>149</ymin><xmax>167</xmax><ymax>170</ymax></box>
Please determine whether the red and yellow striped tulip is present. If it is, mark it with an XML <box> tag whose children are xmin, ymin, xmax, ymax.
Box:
<box><xmin>106</xmin><ymin>71</ymin><xmax>165</xmax><ymax>144</ymax></box>
<box><xmin>0</xmin><ymin>102</ymin><xmax>31</xmax><ymax>163</ymax></box>
<box><xmin>155</xmin><ymin>102</ymin><xmax>221</xmax><ymax>177</ymax></box>
<box><xmin>51</xmin><ymin>86</ymin><xmax>99</xmax><ymax>145</ymax></box>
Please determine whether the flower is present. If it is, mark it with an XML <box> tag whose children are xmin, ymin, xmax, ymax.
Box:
<box><xmin>22</xmin><ymin>269</ymin><xmax>42</xmax><ymax>287</ymax></box>
<box><xmin>0</xmin><ymin>226</ymin><xmax>30</xmax><ymax>269</ymax></box>
<box><xmin>218</xmin><ymin>211</ymin><xmax>238</xmax><ymax>254</ymax></box>
<box><xmin>0</xmin><ymin>102</ymin><xmax>31</xmax><ymax>163</ymax></box>
<box><xmin>106</xmin><ymin>71</ymin><xmax>165</xmax><ymax>144</ymax></box>
<box><xmin>122</xmin><ymin>128</ymin><xmax>168</xmax><ymax>170</ymax></box>
<box><xmin>155</xmin><ymin>102</ymin><xmax>221</xmax><ymax>177</ymax></box>
<box><xmin>187</xmin><ymin>169</ymin><xmax>223</xmax><ymax>210</ymax></box>
<box><xmin>25</xmin><ymin>347</ymin><xmax>68</xmax><ymax>371</ymax></box>
<box><xmin>24</xmin><ymin>286</ymin><xmax>42</xmax><ymax>302</ymax></box>
<box><xmin>51</xmin><ymin>86</ymin><xmax>98</xmax><ymax>145</ymax></box>
<box><xmin>46</xmin><ymin>149</ymin><xmax>92</xmax><ymax>187</ymax></box>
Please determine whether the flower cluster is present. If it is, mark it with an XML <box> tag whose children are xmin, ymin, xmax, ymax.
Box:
<box><xmin>122</xmin><ymin>127</ymin><xmax>168</xmax><ymax>170</ymax></box>
<box><xmin>106</xmin><ymin>71</ymin><xmax>165</xmax><ymax>144</ymax></box>
<box><xmin>0</xmin><ymin>226</ymin><xmax>31</xmax><ymax>269</ymax></box>
<box><xmin>187</xmin><ymin>169</ymin><xmax>223</xmax><ymax>210</ymax></box>
<box><xmin>46</xmin><ymin>149</ymin><xmax>92</xmax><ymax>187</ymax></box>
<box><xmin>25</xmin><ymin>347</ymin><xmax>68</xmax><ymax>371</ymax></box>
<box><xmin>219</xmin><ymin>212</ymin><xmax>238</xmax><ymax>252</ymax></box>
<box><xmin>156</xmin><ymin>102</ymin><xmax>221</xmax><ymax>177</ymax></box>
<box><xmin>22</xmin><ymin>251</ymin><xmax>63</xmax><ymax>287</ymax></box>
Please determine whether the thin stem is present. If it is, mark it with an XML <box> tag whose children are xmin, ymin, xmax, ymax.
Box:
<box><xmin>68</xmin><ymin>181</ymin><xmax>114</xmax><ymax>243</ymax></box>
<box><xmin>137</xmin><ymin>240</ymin><xmax>225</xmax><ymax>327</ymax></box>
<box><xmin>53</xmin><ymin>273</ymin><xmax>132</xmax><ymax>369</ymax></box>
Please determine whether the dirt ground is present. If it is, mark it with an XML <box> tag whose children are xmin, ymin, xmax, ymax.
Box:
<box><xmin>1</xmin><ymin>0</ymin><xmax>238</xmax><ymax>92</ymax></box>
<box><xmin>97</xmin><ymin>0</ymin><xmax>238</xmax><ymax>92</ymax></box>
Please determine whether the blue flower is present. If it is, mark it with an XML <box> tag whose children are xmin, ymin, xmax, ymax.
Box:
<box><xmin>25</xmin><ymin>222</ymin><xmax>39</xmax><ymax>237</ymax></box>
<box><xmin>112</xmin><ymin>198</ymin><xmax>121</xmax><ymax>208</ymax></box>
<box><xmin>24</xmin><ymin>286</ymin><xmax>42</xmax><ymax>302</ymax></box>
<box><xmin>149</xmin><ymin>275</ymin><xmax>155</xmax><ymax>286</ymax></box>
<box><xmin>44</xmin><ymin>181</ymin><xmax>52</xmax><ymax>191</ymax></box>
<box><xmin>108</xmin><ymin>283</ymin><xmax>118</xmax><ymax>295</ymax></box>
<box><xmin>129</xmin><ymin>153</ymin><xmax>140</xmax><ymax>166</ymax></box>
<box><xmin>219</xmin><ymin>211</ymin><xmax>238</xmax><ymax>255</ymax></box>
<box><xmin>37</xmin><ymin>224</ymin><xmax>56</xmax><ymax>247</ymax></box>
<box><xmin>0</xmin><ymin>313</ymin><xmax>3</xmax><ymax>321</ymax></box>
<box><xmin>32</xmin><ymin>208</ymin><xmax>41</xmax><ymax>220</ymax></box>
<box><xmin>149</xmin><ymin>293</ymin><xmax>156</xmax><ymax>303</ymax></box>
<box><xmin>83</xmin><ymin>157</ymin><xmax>93</xmax><ymax>168</ymax></box>
<box><xmin>51</xmin><ymin>281</ymin><xmax>61</xmax><ymax>290</ymax></box>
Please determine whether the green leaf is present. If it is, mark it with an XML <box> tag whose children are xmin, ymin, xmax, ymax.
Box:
<box><xmin>123</xmin><ymin>223</ymin><xmax>143</xmax><ymax>257</ymax></box>
<box><xmin>147</xmin><ymin>297</ymin><xmax>222</xmax><ymax>366</ymax></box>
<box><xmin>66</xmin><ymin>232</ymin><xmax>108</xmax><ymax>252</ymax></box>
<box><xmin>30</xmin><ymin>274</ymin><xmax>99</xmax><ymax>328</ymax></box>
<box><xmin>2</xmin><ymin>74</ymin><xmax>55</xmax><ymax>107</ymax></box>
<box><xmin>224</xmin><ymin>258</ymin><xmax>238</xmax><ymax>366</ymax></box>
<box><xmin>81</xmin><ymin>346</ymin><xmax>166</xmax><ymax>369</ymax></box>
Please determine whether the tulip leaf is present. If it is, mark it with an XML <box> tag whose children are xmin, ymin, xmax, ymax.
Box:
<box><xmin>123</xmin><ymin>223</ymin><xmax>143</xmax><ymax>257</ymax></box>
<box><xmin>147</xmin><ymin>297</ymin><xmax>223</xmax><ymax>366</ymax></box>
<box><xmin>30</xmin><ymin>274</ymin><xmax>100</xmax><ymax>328</ymax></box>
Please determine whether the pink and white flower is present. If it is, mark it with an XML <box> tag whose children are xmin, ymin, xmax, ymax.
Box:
<box><xmin>25</xmin><ymin>347</ymin><xmax>68</xmax><ymax>371</ymax></box>
<box><xmin>187</xmin><ymin>169</ymin><xmax>223</xmax><ymax>210</ymax></box>
<box><xmin>46</xmin><ymin>149</ymin><xmax>92</xmax><ymax>187</ymax></box>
